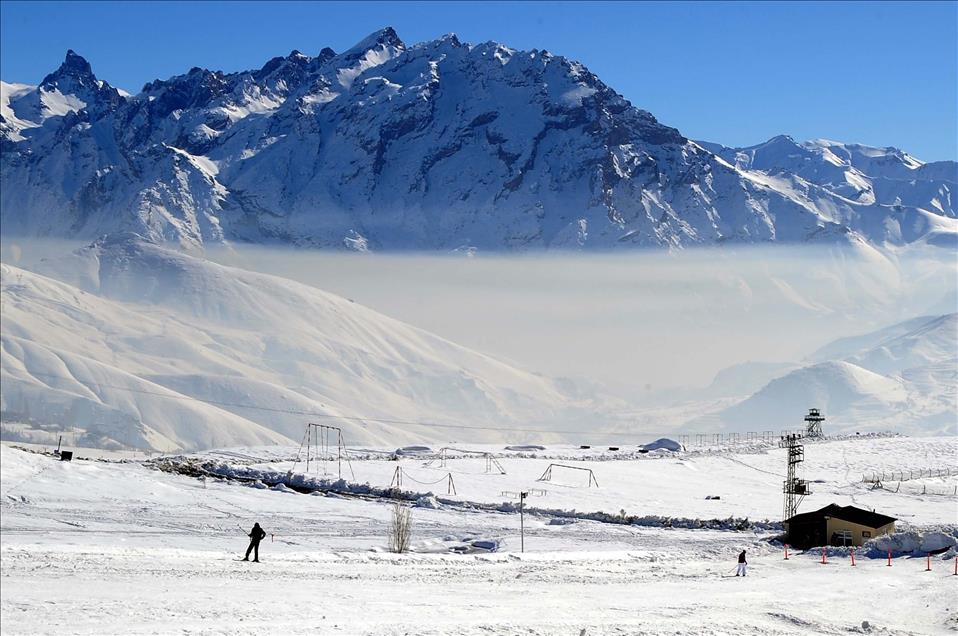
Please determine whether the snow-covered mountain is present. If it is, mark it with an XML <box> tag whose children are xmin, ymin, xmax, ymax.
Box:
<box><xmin>703</xmin><ymin>136</ymin><xmax>957</xmax><ymax>248</ymax></box>
<box><xmin>0</xmin><ymin>234</ymin><xmax>611</xmax><ymax>451</ymax></box>
<box><xmin>2</xmin><ymin>29</ymin><xmax>955</xmax><ymax>251</ymax></box>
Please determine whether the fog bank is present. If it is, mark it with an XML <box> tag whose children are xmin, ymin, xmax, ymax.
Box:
<box><xmin>3</xmin><ymin>239</ymin><xmax>953</xmax><ymax>396</ymax></box>
<box><xmin>201</xmin><ymin>243</ymin><xmax>954</xmax><ymax>394</ymax></box>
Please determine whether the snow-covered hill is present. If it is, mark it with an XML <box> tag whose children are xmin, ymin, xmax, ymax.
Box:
<box><xmin>2</xmin><ymin>29</ymin><xmax>955</xmax><ymax>251</ymax></box>
<box><xmin>0</xmin><ymin>234</ymin><xmax>608</xmax><ymax>451</ymax></box>
<box><xmin>703</xmin><ymin>313</ymin><xmax>957</xmax><ymax>435</ymax></box>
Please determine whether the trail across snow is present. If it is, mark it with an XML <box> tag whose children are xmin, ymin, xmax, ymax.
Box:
<box><xmin>4</xmin><ymin>543</ymin><xmax>955</xmax><ymax>636</ymax></box>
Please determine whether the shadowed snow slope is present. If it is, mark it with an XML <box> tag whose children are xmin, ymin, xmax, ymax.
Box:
<box><xmin>1</xmin><ymin>235</ymin><xmax>602</xmax><ymax>451</ymax></box>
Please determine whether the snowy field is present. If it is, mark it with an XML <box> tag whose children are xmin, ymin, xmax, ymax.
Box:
<box><xmin>211</xmin><ymin>435</ymin><xmax>958</xmax><ymax>525</ymax></box>
<box><xmin>2</xmin><ymin>436</ymin><xmax>957</xmax><ymax>635</ymax></box>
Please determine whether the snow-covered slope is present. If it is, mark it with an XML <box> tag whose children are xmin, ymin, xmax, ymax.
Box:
<box><xmin>3</xmin><ymin>435</ymin><xmax>955</xmax><ymax>635</ymax></box>
<box><xmin>811</xmin><ymin>313</ymin><xmax>957</xmax><ymax>377</ymax></box>
<box><xmin>714</xmin><ymin>361</ymin><xmax>908</xmax><ymax>430</ymax></box>
<box><xmin>0</xmin><ymin>235</ymin><xmax>603</xmax><ymax>451</ymax></box>
<box><xmin>2</xmin><ymin>29</ymin><xmax>954</xmax><ymax>250</ymax></box>
<box><xmin>703</xmin><ymin>314</ymin><xmax>957</xmax><ymax>435</ymax></box>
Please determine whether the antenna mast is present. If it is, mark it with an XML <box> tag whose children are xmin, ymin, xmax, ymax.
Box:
<box><xmin>778</xmin><ymin>433</ymin><xmax>811</xmax><ymax>522</ymax></box>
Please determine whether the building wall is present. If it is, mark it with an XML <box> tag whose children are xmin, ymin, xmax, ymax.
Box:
<box><xmin>784</xmin><ymin>518</ymin><xmax>825</xmax><ymax>550</ymax></box>
<box><xmin>825</xmin><ymin>518</ymin><xmax>896</xmax><ymax>546</ymax></box>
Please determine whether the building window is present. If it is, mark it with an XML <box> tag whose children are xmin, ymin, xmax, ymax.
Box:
<box><xmin>862</xmin><ymin>531</ymin><xmax>871</xmax><ymax>538</ymax></box>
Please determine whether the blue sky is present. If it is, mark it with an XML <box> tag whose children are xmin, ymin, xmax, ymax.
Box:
<box><xmin>1</xmin><ymin>1</ymin><xmax>955</xmax><ymax>160</ymax></box>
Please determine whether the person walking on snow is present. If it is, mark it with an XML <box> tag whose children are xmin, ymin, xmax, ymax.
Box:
<box><xmin>243</xmin><ymin>522</ymin><xmax>267</xmax><ymax>562</ymax></box>
<box><xmin>736</xmin><ymin>549</ymin><xmax>747</xmax><ymax>576</ymax></box>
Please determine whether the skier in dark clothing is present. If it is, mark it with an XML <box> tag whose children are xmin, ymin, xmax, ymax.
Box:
<box><xmin>243</xmin><ymin>523</ymin><xmax>267</xmax><ymax>562</ymax></box>
<box><xmin>736</xmin><ymin>549</ymin><xmax>747</xmax><ymax>576</ymax></box>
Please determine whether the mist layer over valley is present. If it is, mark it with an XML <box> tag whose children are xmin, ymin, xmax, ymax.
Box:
<box><xmin>204</xmin><ymin>242</ymin><xmax>955</xmax><ymax>391</ymax></box>
<box><xmin>1</xmin><ymin>237</ymin><xmax>954</xmax><ymax>451</ymax></box>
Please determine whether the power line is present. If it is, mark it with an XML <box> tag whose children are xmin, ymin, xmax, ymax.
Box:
<box><xmin>4</xmin><ymin>369</ymin><xmax>676</xmax><ymax>440</ymax></box>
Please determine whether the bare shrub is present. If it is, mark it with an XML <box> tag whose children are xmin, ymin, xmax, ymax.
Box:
<box><xmin>389</xmin><ymin>503</ymin><xmax>413</xmax><ymax>553</ymax></box>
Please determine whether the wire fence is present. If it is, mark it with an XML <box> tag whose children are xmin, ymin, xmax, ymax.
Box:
<box><xmin>679</xmin><ymin>431</ymin><xmax>784</xmax><ymax>447</ymax></box>
<box><xmin>872</xmin><ymin>482</ymin><xmax>958</xmax><ymax>496</ymax></box>
<box><xmin>389</xmin><ymin>466</ymin><xmax>457</xmax><ymax>494</ymax></box>
<box><xmin>862</xmin><ymin>467</ymin><xmax>958</xmax><ymax>484</ymax></box>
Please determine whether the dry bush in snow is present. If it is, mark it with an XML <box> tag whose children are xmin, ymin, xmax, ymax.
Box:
<box><xmin>389</xmin><ymin>503</ymin><xmax>413</xmax><ymax>553</ymax></box>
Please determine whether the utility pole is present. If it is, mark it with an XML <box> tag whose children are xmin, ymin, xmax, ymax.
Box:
<box><xmin>519</xmin><ymin>491</ymin><xmax>526</xmax><ymax>552</ymax></box>
<box><xmin>501</xmin><ymin>489</ymin><xmax>545</xmax><ymax>552</ymax></box>
<box><xmin>778</xmin><ymin>433</ymin><xmax>811</xmax><ymax>522</ymax></box>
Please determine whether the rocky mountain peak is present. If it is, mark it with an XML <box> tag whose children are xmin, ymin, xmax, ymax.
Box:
<box><xmin>40</xmin><ymin>49</ymin><xmax>97</xmax><ymax>90</ymax></box>
<box><xmin>342</xmin><ymin>26</ymin><xmax>405</xmax><ymax>58</ymax></box>
<box><xmin>34</xmin><ymin>49</ymin><xmax>124</xmax><ymax>118</ymax></box>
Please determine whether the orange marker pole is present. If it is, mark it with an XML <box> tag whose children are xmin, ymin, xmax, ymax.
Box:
<box><xmin>887</xmin><ymin>550</ymin><xmax>892</xmax><ymax>567</ymax></box>
<box><xmin>784</xmin><ymin>544</ymin><xmax>789</xmax><ymax>560</ymax></box>
<box><xmin>821</xmin><ymin>547</ymin><xmax>827</xmax><ymax>565</ymax></box>
<box><xmin>850</xmin><ymin>548</ymin><xmax>855</xmax><ymax>567</ymax></box>
<box><xmin>926</xmin><ymin>554</ymin><xmax>931</xmax><ymax>572</ymax></box>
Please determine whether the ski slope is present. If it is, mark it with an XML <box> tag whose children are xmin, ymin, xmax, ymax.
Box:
<box><xmin>2</xmin><ymin>436</ymin><xmax>955</xmax><ymax>635</ymax></box>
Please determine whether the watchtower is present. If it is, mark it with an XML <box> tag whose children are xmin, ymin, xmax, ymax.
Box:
<box><xmin>804</xmin><ymin>408</ymin><xmax>825</xmax><ymax>438</ymax></box>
